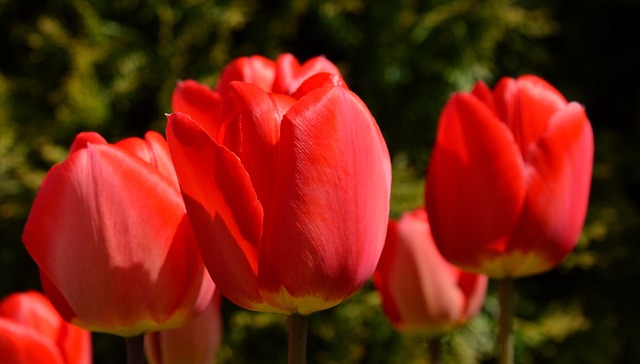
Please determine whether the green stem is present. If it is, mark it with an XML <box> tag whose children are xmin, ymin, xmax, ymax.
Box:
<box><xmin>498</xmin><ymin>278</ymin><xmax>514</xmax><ymax>364</ymax></box>
<box><xmin>428</xmin><ymin>337</ymin><xmax>442</xmax><ymax>364</ymax></box>
<box><xmin>125</xmin><ymin>335</ymin><xmax>145</xmax><ymax>364</ymax></box>
<box><xmin>287</xmin><ymin>314</ymin><xmax>309</xmax><ymax>364</ymax></box>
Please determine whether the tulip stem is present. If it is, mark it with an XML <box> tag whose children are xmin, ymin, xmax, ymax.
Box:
<box><xmin>498</xmin><ymin>278</ymin><xmax>514</xmax><ymax>364</ymax></box>
<box><xmin>287</xmin><ymin>314</ymin><xmax>308</xmax><ymax>364</ymax></box>
<box><xmin>428</xmin><ymin>337</ymin><xmax>442</xmax><ymax>364</ymax></box>
<box><xmin>125</xmin><ymin>335</ymin><xmax>145</xmax><ymax>364</ymax></box>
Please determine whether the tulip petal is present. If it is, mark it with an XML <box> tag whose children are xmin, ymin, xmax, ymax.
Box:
<box><xmin>22</xmin><ymin>143</ymin><xmax>204</xmax><ymax>336</ymax></box>
<box><xmin>493</xmin><ymin>75</ymin><xmax>568</xmax><ymax>157</ymax></box>
<box><xmin>216</xmin><ymin>55</ymin><xmax>276</xmax><ymax>95</ymax></box>
<box><xmin>290</xmin><ymin>72</ymin><xmax>349</xmax><ymax>100</ymax></box>
<box><xmin>0</xmin><ymin>318</ymin><xmax>65</xmax><ymax>364</ymax></box>
<box><xmin>272</xmin><ymin>53</ymin><xmax>342</xmax><ymax>95</ymax></box>
<box><xmin>0</xmin><ymin>291</ymin><xmax>62</xmax><ymax>342</ymax></box>
<box><xmin>379</xmin><ymin>210</ymin><xmax>464</xmax><ymax>333</ymax></box>
<box><xmin>115</xmin><ymin>131</ymin><xmax>179</xmax><ymax>186</ymax></box>
<box><xmin>259</xmin><ymin>86</ymin><xmax>391</xmax><ymax>314</ymax></box>
<box><xmin>457</xmin><ymin>272</ymin><xmax>489</xmax><ymax>319</ymax></box>
<box><xmin>506</xmin><ymin>102</ymin><xmax>593</xmax><ymax>275</ymax></box>
<box><xmin>426</xmin><ymin>93</ymin><xmax>527</xmax><ymax>270</ymax></box>
<box><xmin>219</xmin><ymin>82</ymin><xmax>296</xmax><ymax>214</ymax></box>
<box><xmin>172</xmin><ymin>80</ymin><xmax>224</xmax><ymax>138</ymax></box>
<box><xmin>166</xmin><ymin>112</ymin><xmax>266</xmax><ymax>310</ymax></box>
<box><xmin>0</xmin><ymin>290</ymin><xmax>92</xmax><ymax>364</ymax></box>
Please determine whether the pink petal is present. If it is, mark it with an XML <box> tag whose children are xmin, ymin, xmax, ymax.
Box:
<box><xmin>144</xmin><ymin>292</ymin><xmax>221</xmax><ymax>364</ymax></box>
<box><xmin>166</xmin><ymin>112</ymin><xmax>265</xmax><ymax>310</ymax></box>
<box><xmin>457</xmin><ymin>272</ymin><xmax>489</xmax><ymax>319</ymax></box>
<box><xmin>377</xmin><ymin>210</ymin><xmax>463</xmax><ymax>333</ymax></box>
<box><xmin>425</xmin><ymin>93</ymin><xmax>527</xmax><ymax>270</ymax></box>
<box><xmin>259</xmin><ymin>86</ymin><xmax>391</xmax><ymax>312</ymax></box>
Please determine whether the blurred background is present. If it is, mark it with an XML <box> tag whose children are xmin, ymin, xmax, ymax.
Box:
<box><xmin>1</xmin><ymin>0</ymin><xmax>639</xmax><ymax>362</ymax></box>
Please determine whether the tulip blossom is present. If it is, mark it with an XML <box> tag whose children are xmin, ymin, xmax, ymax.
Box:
<box><xmin>0</xmin><ymin>290</ymin><xmax>91</xmax><ymax>364</ymax></box>
<box><xmin>144</xmin><ymin>291</ymin><xmax>222</xmax><ymax>364</ymax></box>
<box><xmin>425</xmin><ymin>75</ymin><xmax>594</xmax><ymax>278</ymax></box>
<box><xmin>374</xmin><ymin>208</ymin><xmax>487</xmax><ymax>335</ymax></box>
<box><xmin>167</xmin><ymin>70</ymin><xmax>392</xmax><ymax>315</ymax></box>
<box><xmin>22</xmin><ymin>131</ymin><xmax>214</xmax><ymax>336</ymax></box>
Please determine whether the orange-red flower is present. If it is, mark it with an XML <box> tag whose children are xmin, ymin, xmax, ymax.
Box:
<box><xmin>22</xmin><ymin>131</ymin><xmax>214</xmax><ymax>336</ymax></box>
<box><xmin>144</xmin><ymin>291</ymin><xmax>222</xmax><ymax>364</ymax></box>
<box><xmin>166</xmin><ymin>56</ymin><xmax>391</xmax><ymax>315</ymax></box>
<box><xmin>0</xmin><ymin>291</ymin><xmax>91</xmax><ymax>364</ymax></box>
<box><xmin>425</xmin><ymin>75</ymin><xmax>594</xmax><ymax>278</ymax></box>
<box><xmin>374</xmin><ymin>209</ymin><xmax>487</xmax><ymax>335</ymax></box>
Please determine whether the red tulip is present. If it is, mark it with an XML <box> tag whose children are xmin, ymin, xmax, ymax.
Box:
<box><xmin>425</xmin><ymin>75</ymin><xmax>594</xmax><ymax>278</ymax></box>
<box><xmin>0</xmin><ymin>290</ymin><xmax>91</xmax><ymax>364</ymax></box>
<box><xmin>171</xmin><ymin>53</ymin><xmax>341</xmax><ymax>140</ymax></box>
<box><xmin>22</xmin><ymin>131</ymin><xmax>215</xmax><ymax>336</ymax></box>
<box><xmin>166</xmin><ymin>71</ymin><xmax>392</xmax><ymax>315</ymax></box>
<box><xmin>144</xmin><ymin>291</ymin><xmax>222</xmax><ymax>364</ymax></box>
<box><xmin>374</xmin><ymin>209</ymin><xmax>487</xmax><ymax>335</ymax></box>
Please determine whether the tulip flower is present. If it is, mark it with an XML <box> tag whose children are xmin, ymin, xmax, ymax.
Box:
<box><xmin>22</xmin><ymin>131</ymin><xmax>215</xmax><ymax>337</ymax></box>
<box><xmin>144</xmin><ymin>291</ymin><xmax>222</xmax><ymax>364</ymax></box>
<box><xmin>0</xmin><ymin>290</ymin><xmax>91</xmax><ymax>364</ymax></box>
<box><xmin>166</xmin><ymin>71</ymin><xmax>392</xmax><ymax>315</ymax></box>
<box><xmin>425</xmin><ymin>75</ymin><xmax>594</xmax><ymax>278</ymax></box>
<box><xmin>374</xmin><ymin>208</ymin><xmax>487</xmax><ymax>336</ymax></box>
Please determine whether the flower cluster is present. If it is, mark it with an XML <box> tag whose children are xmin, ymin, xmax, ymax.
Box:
<box><xmin>14</xmin><ymin>53</ymin><xmax>593</xmax><ymax>363</ymax></box>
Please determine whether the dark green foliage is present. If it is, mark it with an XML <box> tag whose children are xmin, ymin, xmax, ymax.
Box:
<box><xmin>1</xmin><ymin>0</ymin><xmax>638</xmax><ymax>362</ymax></box>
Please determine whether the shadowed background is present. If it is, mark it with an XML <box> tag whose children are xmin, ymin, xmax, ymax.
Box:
<box><xmin>1</xmin><ymin>0</ymin><xmax>639</xmax><ymax>362</ymax></box>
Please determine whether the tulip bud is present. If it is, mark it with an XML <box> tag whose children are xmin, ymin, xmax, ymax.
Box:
<box><xmin>0</xmin><ymin>290</ymin><xmax>92</xmax><ymax>364</ymax></box>
<box><xmin>166</xmin><ymin>54</ymin><xmax>391</xmax><ymax>315</ymax></box>
<box><xmin>22</xmin><ymin>131</ymin><xmax>214</xmax><ymax>336</ymax></box>
<box><xmin>426</xmin><ymin>75</ymin><xmax>594</xmax><ymax>278</ymax></box>
<box><xmin>374</xmin><ymin>209</ymin><xmax>487</xmax><ymax>335</ymax></box>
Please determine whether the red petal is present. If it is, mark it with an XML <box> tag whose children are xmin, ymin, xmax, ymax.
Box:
<box><xmin>259</xmin><ymin>86</ymin><xmax>391</xmax><ymax>312</ymax></box>
<box><xmin>507</xmin><ymin>102</ymin><xmax>593</xmax><ymax>275</ymax></box>
<box><xmin>493</xmin><ymin>75</ymin><xmax>568</xmax><ymax>158</ymax></box>
<box><xmin>290</xmin><ymin>72</ymin><xmax>349</xmax><ymax>99</ymax></box>
<box><xmin>216</xmin><ymin>55</ymin><xmax>276</xmax><ymax>95</ymax></box>
<box><xmin>0</xmin><ymin>318</ymin><xmax>65</xmax><ymax>364</ymax></box>
<box><xmin>425</xmin><ymin>93</ymin><xmax>527</xmax><ymax>270</ymax></box>
<box><xmin>0</xmin><ymin>291</ymin><xmax>92</xmax><ymax>364</ymax></box>
<box><xmin>172</xmin><ymin>80</ymin><xmax>224</xmax><ymax>139</ymax></box>
<box><xmin>166</xmin><ymin>113</ymin><xmax>265</xmax><ymax>310</ymax></box>
<box><xmin>471</xmin><ymin>81</ymin><xmax>496</xmax><ymax>114</ymax></box>
<box><xmin>272</xmin><ymin>53</ymin><xmax>342</xmax><ymax>95</ymax></box>
<box><xmin>69</xmin><ymin>132</ymin><xmax>106</xmax><ymax>153</ymax></box>
<box><xmin>219</xmin><ymin>82</ymin><xmax>296</xmax><ymax>214</ymax></box>
<box><xmin>115</xmin><ymin>131</ymin><xmax>179</xmax><ymax>186</ymax></box>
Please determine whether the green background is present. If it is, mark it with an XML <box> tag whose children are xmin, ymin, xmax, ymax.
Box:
<box><xmin>1</xmin><ymin>0</ymin><xmax>638</xmax><ymax>362</ymax></box>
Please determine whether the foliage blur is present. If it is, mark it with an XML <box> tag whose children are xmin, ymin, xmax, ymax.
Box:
<box><xmin>1</xmin><ymin>0</ymin><xmax>638</xmax><ymax>362</ymax></box>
